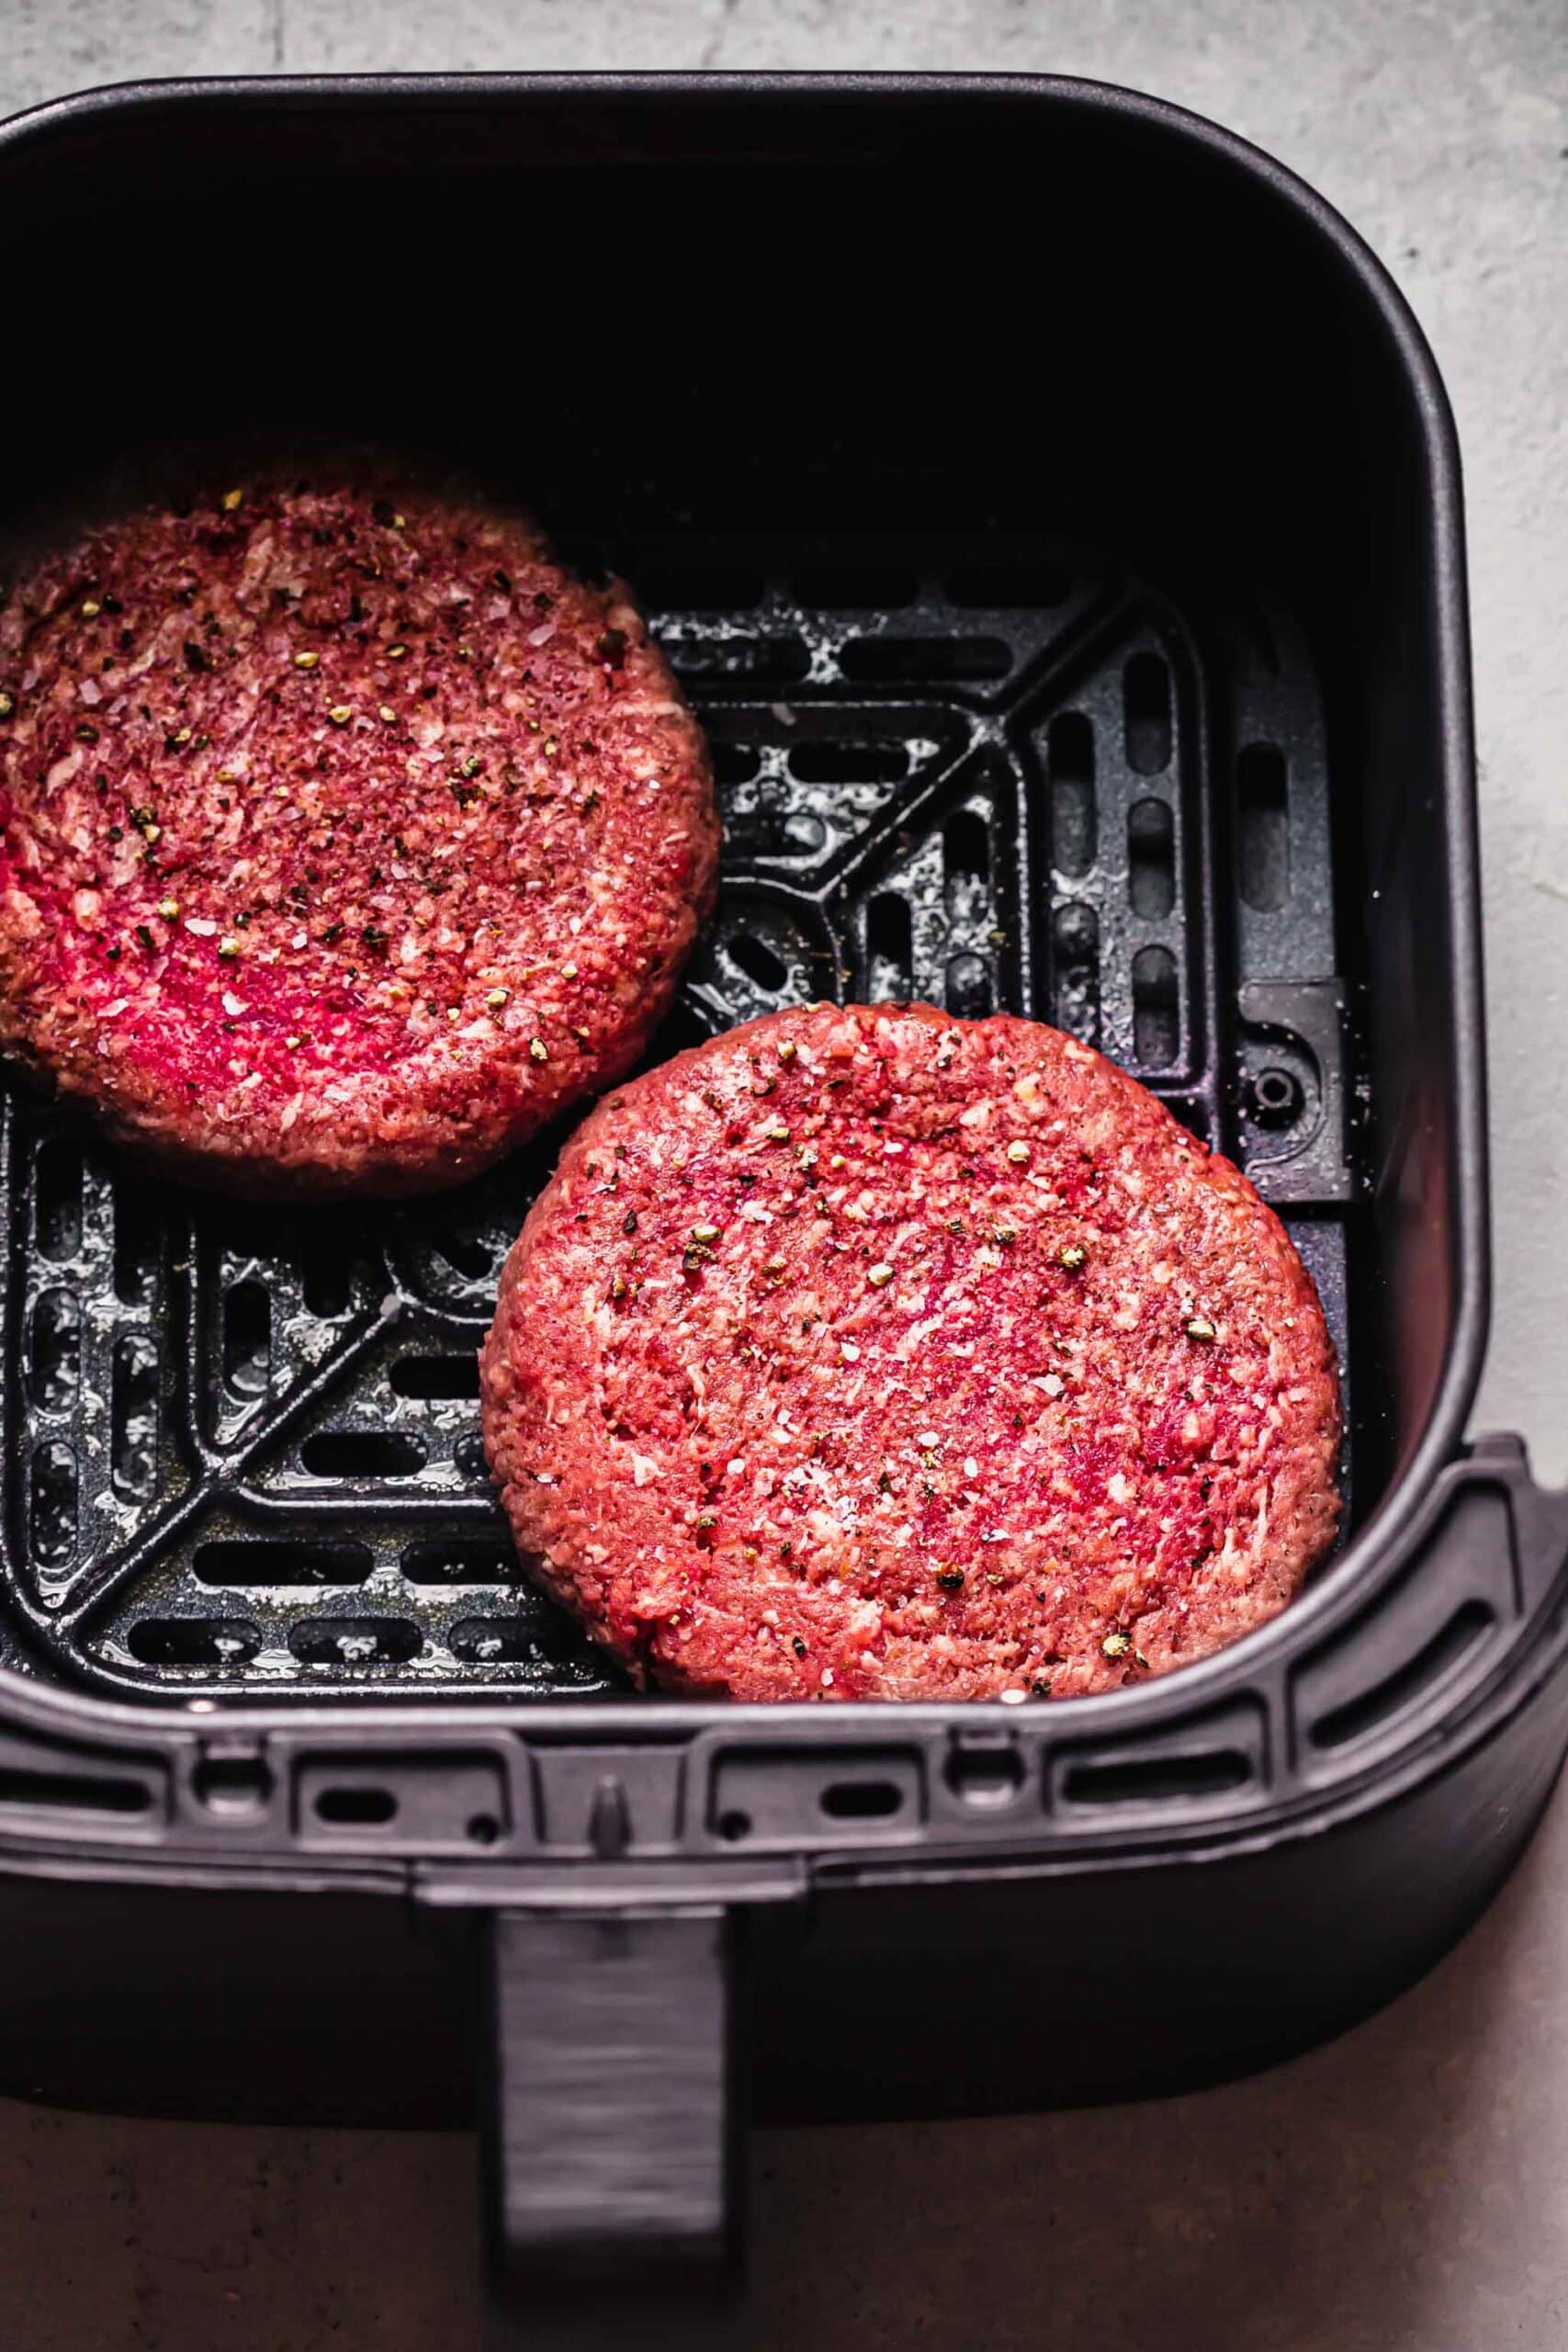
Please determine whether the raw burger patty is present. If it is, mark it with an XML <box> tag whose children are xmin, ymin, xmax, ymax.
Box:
<box><xmin>0</xmin><ymin>477</ymin><xmax>716</xmax><ymax>1196</ymax></box>
<box><xmin>481</xmin><ymin>1003</ymin><xmax>1340</xmax><ymax>1702</ymax></box>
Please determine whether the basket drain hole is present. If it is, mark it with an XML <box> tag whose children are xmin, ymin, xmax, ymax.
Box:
<box><xmin>1049</xmin><ymin>710</ymin><xmax>1097</xmax><ymax>878</ymax></box>
<box><xmin>820</xmin><ymin>1778</ymin><xmax>903</xmax><ymax>1820</ymax></box>
<box><xmin>314</xmin><ymin>1783</ymin><xmax>398</xmax><ymax>1825</ymax></box>
<box><xmin>402</xmin><ymin>1540</ymin><xmax>520</xmax><ymax>1586</ymax></box>
<box><xmin>29</xmin><ymin>1441</ymin><xmax>76</xmax><ymax>1567</ymax></box>
<box><xmin>130</xmin><ymin>1619</ymin><xmax>261</xmax><ymax>1668</ymax></box>
<box><xmin>840</xmin><ymin>635</ymin><xmax>1010</xmax><ymax>684</ymax></box>
<box><xmin>1132</xmin><ymin>945</ymin><xmax>1179</xmax><ymax>1069</ymax></box>
<box><xmin>728</xmin><ymin>933</ymin><xmax>789</xmax><ymax>993</ymax></box>
<box><xmin>289</xmin><ymin>1619</ymin><xmax>423</xmax><ymax>1667</ymax></box>
<box><xmin>788</xmin><ymin>741</ymin><xmax>907</xmax><ymax>784</ymax></box>
<box><xmin>867</xmin><ymin>894</ymin><xmax>913</xmax><ymax>999</ymax></box>
<box><xmin>300</xmin><ymin>1237</ymin><xmax>354</xmax><ymax>1319</ymax></box>
<box><xmin>111</xmin><ymin>1335</ymin><xmax>159</xmax><ymax>1499</ymax></box>
<box><xmin>1128</xmin><ymin>797</ymin><xmax>1176</xmax><ymax>918</ymax></box>
<box><xmin>448</xmin><ymin>1617</ymin><xmax>537</xmax><ymax>1663</ymax></box>
<box><xmin>221</xmin><ymin>1280</ymin><xmax>270</xmax><ymax>1398</ymax></box>
<box><xmin>193</xmin><ymin>1539</ymin><xmax>373</xmax><ymax>1588</ymax></box>
<box><xmin>113</xmin><ymin>1181</ymin><xmax>163</xmax><ymax>1306</ymax></box>
<box><xmin>1123</xmin><ymin>651</ymin><xmax>1172</xmax><ymax>775</ymax></box>
<box><xmin>713</xmin><ymin>741</ymin><xmax>761</xmax><ymax>785</ymax></box>
<box><xmin>668</xmin><ymin>635</ymin><xmax>808</xmax><ymax>685</ymax></box>
<box><xmin>32</xmin><ymin>1140</ymin><xmax>83</xmax><ymax>1262</ymax></box>
<box><xmin>28</xmin><ymin>1289</ymin><xmax>80</xmax><ymax>1414</ymax></box>
<box><xmin>946</xmin><ymin>951</ymin><xmax>993</xmax><ymax>1020</ymax></box>
<box><xmin>1054</xmin><ymin>903</ymin><xmax>1100</xmax><ymax>1045</ymax></box>
<box><xmin>300</xmin><ymin>1430</ymin><xmax>426</xmax><ymax>1478</ymax></box>
<box><xmin>943</xmin><ymin>808</ymin><xmax>991</xmax><ymax>921</ymax></box>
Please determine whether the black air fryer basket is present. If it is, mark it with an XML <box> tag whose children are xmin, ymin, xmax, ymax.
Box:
<box><xmin>0</xmin><ymin>72</ymin><xmax>1562</xmax><ymax>2347</ymax></box>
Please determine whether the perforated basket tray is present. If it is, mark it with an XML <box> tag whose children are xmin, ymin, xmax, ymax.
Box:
<box><xmin>1</xmin><ymin>533</ymin><xmax>1354</xmax><ymax>1702</ymax></box>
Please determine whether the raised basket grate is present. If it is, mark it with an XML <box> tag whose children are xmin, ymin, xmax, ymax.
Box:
<box><xmin>0</xmin><ymin>537</ymin><xmax>1354</xmax><ymax>1700</ymax></box>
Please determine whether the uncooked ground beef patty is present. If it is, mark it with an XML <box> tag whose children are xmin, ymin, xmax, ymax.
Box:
<box><xmin>0</xmin><ymin>477</ymin><xmax>716</xmax><ymax>1195</ymax></box>
<box><xmin>481</xmin><ymin>1003</ymin><xmax>1340</xmax><ymax>1702</ymax></box>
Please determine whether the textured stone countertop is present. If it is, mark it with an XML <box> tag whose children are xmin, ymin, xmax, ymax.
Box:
<box><xmin>0</xmin><ymin>6</ymin><xmax>1564</xmax><ymax>2346</ymax></box>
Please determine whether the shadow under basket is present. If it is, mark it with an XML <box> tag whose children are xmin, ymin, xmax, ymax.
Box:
<box><xmin>0</xmin><ymin>72</ymin><xmax>1564</xmax><ymax>2351</ymax></box>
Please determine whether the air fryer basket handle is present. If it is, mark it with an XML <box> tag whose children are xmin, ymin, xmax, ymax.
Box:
<box><xmin>480</xmin><ymin>1905</ymin><xmax>745</xmax><ymax>2350</ymax></box>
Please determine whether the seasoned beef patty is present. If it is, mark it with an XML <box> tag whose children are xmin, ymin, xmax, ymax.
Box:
<box><xmin>481</xmin><ymin>1003</ymin><xmax>1340</xmax><ymax>1702</ymax></box>
<box><xmin>0</xmin><ymin>477</ymin><xmax>716</xmax><ymax>1196</ymax></box>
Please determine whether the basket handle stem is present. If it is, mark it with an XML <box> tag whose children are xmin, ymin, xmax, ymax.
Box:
<box><xmin>480</xmin><ymin>1904</ymin><xmax>745</xmax><ymax>2349</ymax></box>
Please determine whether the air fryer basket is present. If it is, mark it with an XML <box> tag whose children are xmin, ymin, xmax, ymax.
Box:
<box><xmin>0</xmin><ymin>74</ymin><xmax>1562</xmax><ymax>2349</ymax></box>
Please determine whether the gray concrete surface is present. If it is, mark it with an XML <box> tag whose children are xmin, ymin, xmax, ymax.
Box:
<box><xmin>0</xmin><ymin>2</ymin><xmax>1563</xmax><ymax>2346</ymax></box>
